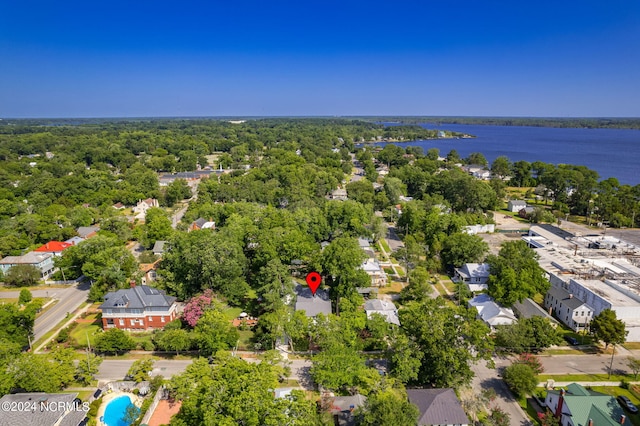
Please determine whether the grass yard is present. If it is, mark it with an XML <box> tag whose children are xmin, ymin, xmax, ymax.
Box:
<box><xmin>624</xmin><ymin>342</ymin><xmax>640</xmax><ymax>350</ymax></box>
<box><xmin>377</xmin><ymin>281</ymin><xmax>404</xmax><ymax>294</ymax></box>
<box><xmin>70</xmin><ymin>313</ymin><xmax>102</xmax><ymax>347</ymax></box>
<box><xmin>537</xmin><ymin>373</ymin><xmax>632</xmax><ymax>383</ymax></box>
<box><xmin>378</xmin><ymin>239</ymin><xmax>391</xmax><ymax>254</ymax></box>
<box><xmin>237</xmin><ymin>330</ymin><xmax>255</xmax><ymax>351</ymax></box>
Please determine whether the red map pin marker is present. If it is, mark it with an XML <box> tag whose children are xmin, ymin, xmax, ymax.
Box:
<box><xmin>305</xmin><ymin>272</ymin><xmax>321</xmax><ymax>296</ymax></box>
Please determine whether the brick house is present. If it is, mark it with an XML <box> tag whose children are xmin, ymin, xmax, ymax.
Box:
<box><xmin>99</xmin><ymin>285</ymin><xmax>177</xmax><ymax>331</ymax></box>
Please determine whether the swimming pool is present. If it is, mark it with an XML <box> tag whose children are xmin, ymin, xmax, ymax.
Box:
<box><xmin>102</xmin><ymin>395</ymin><xmax>140</xmax><ymax>426</ymax></box>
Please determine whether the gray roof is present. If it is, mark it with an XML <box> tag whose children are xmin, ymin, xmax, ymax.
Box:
<box><xmin>193</xmin><ymin>217</ymin><xmax>207</xmax><ymax>228</ymax></box>
<box><xmin>152</xmin><ymin>240</ymin><xmax>167</xmax><ymax>253</ymax></box>
<box><xmin>364</xmin><ymin>299</ymin><xmax>400</xmax><ymax>326</ymax></box>
<box><xmin>76</xmin><ymin>226</ymin><xmax>99</xmax><ymax>238</ymax></box>
<box><xmin>513</xmin><ymin>298</ymin><xmax>557</xmax><ymax>323</ymax></box>
<box><xmin>294</xmin><ymin>284</ymin><xmax>332</xmax><ymax>317</ymax></box>
<box><xmin>547</xmin><ymin>286</ymin><xmax>586</xmax><ymax>310</ymax></box>
<box><xmin>0</xmin><ymin>393</ymin><xmax>85</xmax><ymax>426</ymax></box>
<box><xmin>99</xmin><ymin>285</ymin><xmax>176</xmax><ymax>310</ymax></box>
<box><xmin>330</xmin><ymin>394</ymin><xmax>367</xmax><ymax>412</ymax></box>
<box><xmin>407</xmin><ymin>388</ymin><xmax>470</xmax><ymax>426</ymax></box>
<box><xmin>0</xmin><ymin>252</ymin><xmax>52</xmax><ymax>265</ymax></box>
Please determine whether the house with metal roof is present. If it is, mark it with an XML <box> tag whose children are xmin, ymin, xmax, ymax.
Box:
<box><xmin>544</xmin><ymin>383</ymin><xmax>626</xmax><ymax>426</ymax></box>
<box><xmin>407</xmin><ymin>388</ymin><xmax>470</xmax><ymax>426</ymax></box>
<box><xmin>468</xmin><ymin>294</ymin><xmax>517</xmax><ymax>329</ymax></box>
<box><xmin>364</xmin><ymin>299</ymin><xmax>400</xmax><ymax>326</ymax></box>
<box><xmin>454</xmin><ymin>263</ymin><xmax>490</xmax><ymax>292</ymax></box>
<box><xmin>99</xmin><ymin>284</ymin><xmax>177</xmax><ymax>331</ymax></box>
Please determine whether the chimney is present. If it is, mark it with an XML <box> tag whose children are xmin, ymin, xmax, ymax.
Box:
<box><xmin>620</xmin><ymin>414</ymin><xmax>626</xmax><ymax>424</ymax></box>
<box><xmin>130</xmin><ymin>280</ymin><xmax>136</xmax><ymax>288</ymax></box>
<box><xmin>569</xmin><ymin>294</ymin><xmax>573</xmax><ymax>299</ymax></box>
<box><xmin>555</xmin><ymin>389</ymin><xmax>565</xmax><ymax>418</ymax></box>
<box><xmin>588</xmin><ymin>419</ymin><xmax>593</xmax><ymax>426</ymax></box>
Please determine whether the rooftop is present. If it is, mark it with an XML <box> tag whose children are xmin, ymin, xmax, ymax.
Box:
<box><xmin>294</xmin><ymin>284</ymin><xmax>332</xmax><ymax>317</ymax></box>
<box><xmin>0</xmin><ymin>251</ymin><xmax>52</xmax><ymax>265</ymax></box>
<box><xmin>100</xmin><ymin>285</ymin><xmax>176</xmax><ymax>310</ymax></box>
<box><xmin>407</xmin><ymin>388</ymin><xmax>470</xmax><ymax>426</ymax></box>
<box><xmin>34</xmin><ymin>241</ymin><xmax>73</xmax><ymax>252</ymax></box>
<box><xmin>0</xmin><ymin>393</ymin><xmax>85</xmax><ymax>426</ymax></box>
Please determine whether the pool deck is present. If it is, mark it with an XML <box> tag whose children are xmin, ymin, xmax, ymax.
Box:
<box><xmin>97</xmin><ymin>391</ymin><xmax>143</xmax><ymax>426</ymax></box>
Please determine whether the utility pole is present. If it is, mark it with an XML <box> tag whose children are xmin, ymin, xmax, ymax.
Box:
<box><xmin>608</xmin><ymin>344</ymin><xmax>616</xmax><ymax>379</ymax></box>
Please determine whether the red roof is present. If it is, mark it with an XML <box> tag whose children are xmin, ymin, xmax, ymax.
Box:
<box><xmin>34</xmin><ymin>241</ymin><xmax>73</xmax><ymax>253</ymax></box>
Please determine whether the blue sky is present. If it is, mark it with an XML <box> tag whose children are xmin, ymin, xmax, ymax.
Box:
<box><xmin>1</xmin><ymin>1</ymin><xmax>639</xmax><ymax>117</ymax></box>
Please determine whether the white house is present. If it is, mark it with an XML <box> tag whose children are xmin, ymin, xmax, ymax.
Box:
<box><xmin>361</xmin><ymin>259</ymin><xmax>387</xmax><ymax>287</ymax></box>
<box><xmin>133</xmin><ymin>198</ymin><xmax>160</xmax><ymax>220</ymax></box>
<box><xmin>364</xmin><ymin>299</ymin><xmax>400</xmax><ymax>326</ymax></box>
<box><xmin>0</xmin><ymin>252</ymin><xmax>55</xmax><ymax>279</ymax></box>
<box><xmin>507</xmin><ymin>200</ymin><xmax>527</xmax><ymax>212</ymax></box>
<box><xmin>454</xmin><ymin>263</ymin><xmax>490</xmax><ymax>292</ymax></box>
<box><xmin>468</xmin><ymin>294</ymin><xmax>517</xmax><ymax>329</ymax></box>
<box><xmin>544</xmin><ymin>285</ymin><xmax>594</xmax><ymax>332</ymax></box>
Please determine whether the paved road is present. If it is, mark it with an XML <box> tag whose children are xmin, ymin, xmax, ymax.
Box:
<box><xmin>32</xmin><ymin>282</ymin><xmax>90</xmax><ymax>342</ymax></box>
<box><xmin>472</xmin><ymin>359</ymin><xmax>533</xmax><ymax>426</ymax></box>
<box><xmin>385</xmin><ymin>225</ymin><xmax>404</xmax><ymax>252</ymax></box>
<box><xmin>539</xmin><ymin>350</ymin><xmax>635</xmax><ymax>376</ymax></box>
<box><xmin>97</xmin><ymin>357</ymin><xmax>314</xmax><ymax>388</ymax></box>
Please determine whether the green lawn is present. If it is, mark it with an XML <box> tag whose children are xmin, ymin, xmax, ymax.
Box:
<box><xmin>237</xmin><ymin>330</ymin><xmax>255</xmax><ymax>351</ymax></box>
<box><xmin>70</xmin><ymin>316</ymin><xmax>102</xmax><ymax>347</ymax></box>
<box><xmin>222</xmin><ymin>306</ymin><xmax>243</xmax><ymax>321</ymax></box>
<box><xmin>378</xmin><ymin>239</ymin><xmax>391</xmax><ymax>254</ymax></box>
<box><xmin>538</xmin><ymin>373</ymin><xmax>632</xmax><ymax>382</ymax></box>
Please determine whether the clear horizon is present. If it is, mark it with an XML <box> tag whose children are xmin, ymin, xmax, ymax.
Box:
<box><xmin>2</xmin><ymin>1</ymin><xmax>639</xmax><ymax>118</ymax></box>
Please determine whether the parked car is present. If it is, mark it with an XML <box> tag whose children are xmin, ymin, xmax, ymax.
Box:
<box><xmin>618</xmin><ymin>396</ymin><xmax>639</xmax><ymax>414</ymax></box>
<box><xmin>564</xmin><ymin>336</ymin><xmax>579</xmax><ymax>346</ymax></box>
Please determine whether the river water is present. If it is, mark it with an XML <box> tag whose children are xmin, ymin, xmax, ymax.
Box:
<box><xmin>375</xmin><ymin>123</ymin><xmax>640</xmax><ymax>186</ymax></box>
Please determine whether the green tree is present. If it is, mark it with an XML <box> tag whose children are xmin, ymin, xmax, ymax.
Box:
<box><xmin>164</xmin><ymin>178</ymin><xmax>192</xmax><ymax>207</ymax></box>
<box><xmin>127</xmin><ymin>358</ymin><xmax>155</xmax><ymax>383</ymax></box>
<box><xmin>590</xmin><ymin>309</ymin><xmax>627</xmax><ymax>349</ymax></box>
<box><xmin>18</xmin><ymin>288</ymin><xmax>33</xmax><ymax>305</ymax></box>
<box><xmin>494</xmin><ymin>317</ymin><xmax>562</xmax><ymax>353</ymax></box>
<box><xmin>154</xmin><ymin>329</ymin><xmax>192</xmax><ymax>355</ymax></box>
<box><xmin>310</xmin><ymin>344</ymin><xmax>378</xmax><ymax>394</ymax></box>
<box><xmin>76</xmin><ymin>353</ymin><xmax>102</xmax><ymax>386</ymax></box>
<box><xmin>4</xmin><ymin>265</ymin><xmax>40</xmax><ymax>287</ymax></box>
<box><xmin>399</xmin><ymin>297</ymin><xmax>493</xmax><ymax>388</ymax></box>
<box><xmin>503</xmin><ymin>362</ymin><xmax>538</xmax><ymax>397</ymax></box>
<box><xmin>256</xmin><ymin>258</ymin><xmax>294</xmax><ymax>312</ymax></box>
<box><xmin>487</xmin><ymin>241</ymin><xmax>549</xmax><ymax>306</ymax></box>
<box><xmin>627</xmin><ymin>357</ymin><xmax>640</xmax><ymax>380</ymax></box>
<box><xmin>440</xmin><ymin>232</ymin><xmax>488</xmax><ymax>269</ymax></box>
<box><xmin>491</xmin><ymin>156</ymin><xmax>512</xmax><ymax>180</ymax></box>
<box><xmin>193</xmin><ymin>310</ymin><xmax>239</xmax><ymax>356</ymax></box>
<box><xmin>321</xmin><ymin>236</ymin><xmax>367</xmax><ymax>302</ymax></box>
<box><xmin>93</xmin><ymin>328</ymin><xmax>135</xmax><ymax>355</ymax></box>
<box><xmin>142</xmin><ymin>207</ymin><xmax>173</xmax><ymax>248</ymax></box>
<box><xmin>358</xmin><ymin>387</ymin><xmax>419</xmax><ymax>426</ymax></box>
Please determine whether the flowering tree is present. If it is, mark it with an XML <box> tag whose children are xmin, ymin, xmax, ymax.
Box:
<box><xmin>182</xmin><ymin>290</ymin><xmax>216</xmax><ymax>327</ymax></box>
<box><xmin>516</xmin><ymin>353</ymin><xmax>544</xmax><ymax>374</ymax></box>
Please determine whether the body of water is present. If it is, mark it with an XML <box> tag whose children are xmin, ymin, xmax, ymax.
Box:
<box><xmin>376</xmin><ymin>123</ymin><xmax>640</xmax><ymax>186</ymax></box>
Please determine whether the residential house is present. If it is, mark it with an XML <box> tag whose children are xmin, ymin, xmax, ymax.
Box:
<box><xmin>99</xmin><ymin>284</ymin><xmax>177</xmax><ymax>331</ymax></box>
<box><xmin>507</xmin><ymin>200</ymin><xmax>527</xmax><ymax>212</ymax></box>
<box><xmin>544</xmin><ymin>383</ymin><xmax>626</xmax><ymax>426</ymax></box>
<box><xmin>328</xmin><ymin>394</ymin><xmax>367</xmax><ymax>426</ymax></box>
<box><xmin>294</xmin><ymin>284</ymin><xmax>332</xmax><ymax>318</ymax></box>
<box><xmin>364</xmin><ymin>299</ymin><xmax>400</xmax><ymax>325</ymax></box>
<box><xmin>112</xmin><ymin>202</ymin><xmax>126</xmax><ymax>210</ymax></box>
<box><xmin>139</xmin><ymin>260</ymin><xmax>161</xmax><ymax>285</ymax></box>
<box><xmin>77</xmin><ymin>225</ymin><xmax>100</xmax><ymax>239</ymax></box>
<box><xmin>360</xmin><ymin>259</ymin><xmax>388</xmax><ymax>287</ymax></box>
<box><xmin>519</xmin><ymin>206</ymin><xmax>536</xmax><ymax>218</ymax></box>
<box><xmin>34</xmin><ymin>241</ymin><xmax>73</xmax><ymax>257</ymax></box>
<box><xmin>0</xmin><ymin>393</ymin><xmax>87</xmax><ymax>426</ymax></box>
<box><xmin>133</xmin><ymin>198</ymin><xmax>159</xmax><ymax>220</ymax></box>
<box><xmin>189</xmin><ymin>217</ymin><xmax>215</xmax><ymax>231</ymax></box>
<box><xmin>152</xmin><ymin>240</ymin><xmax>167</xmax><ymax>257</ymax></box>
<box><xmin>468</xmin><ymin>294</ymin><xmax>517</xmax><ymax>329</ymax></box>
<box><xmin>407</xmin><ymin>388</ymin><xmax>470</xmax><ymax>426</ymax></box>
<box><xmin>0</xmin><ymin>252</ymin><xmax>55</xmax><ymax>278</ymax></box>
<box><xmin>329</xmin><ymin>188</ymin><xmax>348</xmax><ymax>201</ymax></box>
<box><xmin>454</xmin><ymin>263</ymin><xmax>490</xmax><ymax>292</ymax></box>
<box><xmin>544</xmin><ymin>286</ymin><xmax>594</xmax><ymax>332</ymax></box>
<box><xmin>65</xmin><ymin>236</ymin><xmax>85</xmax><ymax>245</ymax></box>
<box><xmin>513</xmin><ymin>298</ymin><xmax>558</xmax><ymax>325</ymax></box>
<box><xmin>463</xmin><ymin>224</ymin><xmax>495</xmax><ymax>235</ymax></box>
